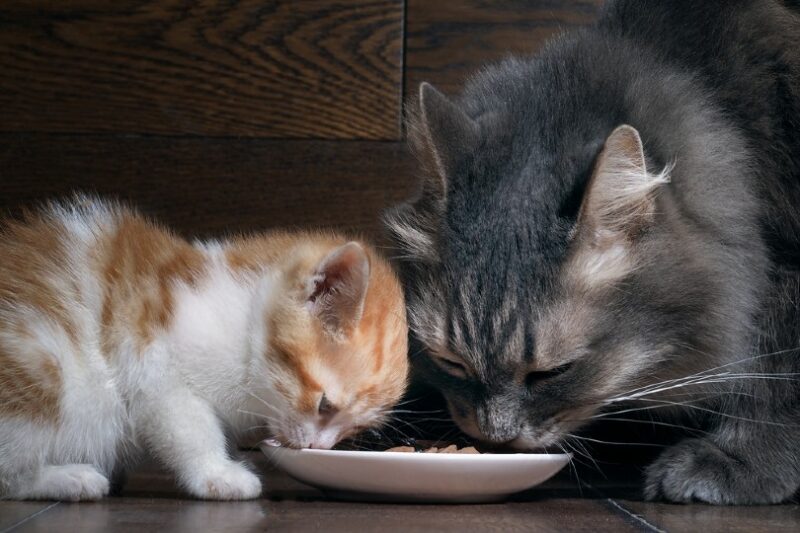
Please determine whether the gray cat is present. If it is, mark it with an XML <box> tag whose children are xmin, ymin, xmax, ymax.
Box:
<box><xmin>385</xmin><ymin>0</ymin><xmax>800</xmax><ymax>504</ymax></box>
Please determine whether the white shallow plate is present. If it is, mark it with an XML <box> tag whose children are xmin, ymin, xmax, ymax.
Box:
<box><xmin>259</xmin><ymin>441</ymin><xmax>570</xmax><ymax>503</ymax></box>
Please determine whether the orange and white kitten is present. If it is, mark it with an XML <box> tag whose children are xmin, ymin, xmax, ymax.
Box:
<box><xmin>0</xmin><ymin>197</ymin><xmax>408</xmax><ymax>501</ymax></box>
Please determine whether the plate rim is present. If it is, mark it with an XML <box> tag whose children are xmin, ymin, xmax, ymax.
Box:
<box><xmin>259</xmin><ymin>441</ymin><xmax>571</xmax><ymax>462</ymax></box>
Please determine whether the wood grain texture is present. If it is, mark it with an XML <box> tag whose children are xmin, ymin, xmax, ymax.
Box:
<box><xmin>2</xmin><ymin>452</ymin><xmax>800</xmax><ymax>531</ymax></box>
<box><xmin>1</xmin><ymin>455</ymin><xmax>641</xmax><ymax>533</ymax></box>
<box><xmin>0</xmin><ymin>0</ymin><xmax>403</xmax><ymax>139</ymax></box>
<box><xmin>622</xmin><ymin>499</ymin><xmax>800</xmax><ymax>533</ymax></box>
<box><xmin>0</xmin><ymin>136</ymin><xmax>415</xmax><ymax>238</ymax></box>
<box><xmin>405</xmin><ymin>0</ymin><xmax>604</xmax><ymax>96</ymax></box>
<box><xmin>3</xmin><ymin>498</ymin><xmax>639</xmax><ymax>533</ymax></box>
<box><xmin>0</xmin><ymin>501</ymin><xmax>57</xmax><ymax>531</ymax></box>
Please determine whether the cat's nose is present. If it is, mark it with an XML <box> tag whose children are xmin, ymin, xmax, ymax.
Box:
<box><xmin>476</xmin><ymin>398</ymin><xmax>521</xmax><ymax>443</ymax></box>
<box><xmin>479</xmin><ymin>424</ymin><xmax>521</xmax><ymax>444</ymax></box>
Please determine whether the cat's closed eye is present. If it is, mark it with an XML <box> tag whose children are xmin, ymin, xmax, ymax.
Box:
<box><xmin>432</xmin><ymin>355</ymin><xmax>469</xmax><ymax>378</ymax></box>
<box><xmin>525</xmin><ymin>362</ymin><xmax>574</xmax><ymax>388</ymax></box>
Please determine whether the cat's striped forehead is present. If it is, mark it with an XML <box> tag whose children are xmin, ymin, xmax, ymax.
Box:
<box><xmin>404</xmin><ymin>267</ymin><xmax>538</xmax><ymax>381</ymax></box>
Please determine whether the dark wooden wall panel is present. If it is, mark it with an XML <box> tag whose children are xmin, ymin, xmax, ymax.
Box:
<box><xmin>405</xmin><ymin>0</ymin><xmax>604</xmax><ymax>96</ymax></box>
<box><xmin>0</xmin><ymin>135</ymin><xmax>414</xmax><ymax>238</ymax></box>
<box><xmin>0</xmin><ymin>0</ymin><xmax>403</xmax><ymax>140</ymax></box>
<box><xmin>0</xmin><ymin>1</ymin><xmax>606</xmax><ymax>240</ymax></box>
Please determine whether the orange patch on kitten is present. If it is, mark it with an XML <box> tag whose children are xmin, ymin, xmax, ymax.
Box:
<box><xmin>0</xmin><ymin>347</ymin><xmax>61</xmax><ymax>422</ymax></box>
<box><xmin>0</xmin><ymin>214</ymin><xmax>75</xmax><ymax>422</ymax></box>
<box><xmin>0</xmin><ymin>214</ymin><xmax>79</xmax><ymax>346</ymax></box>
<box><xmin>98</xmin><ymin>213</ymin><xmax>207</xmax><ymax>355</ymax></box>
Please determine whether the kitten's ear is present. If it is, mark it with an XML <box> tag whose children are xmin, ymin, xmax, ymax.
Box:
<box><xmin>414</xmin><ymin>82</ymin><xmax>479</xmax><ymax>197</ymax></box>
<box><xmin>578</xmin><ymin>125</ymin><xmax>670</xmax><ymax>241</ymax></box>
<box><xmin>307</xmin><ymin>242</ymin><xmax>370</xmax><ymax>338</ymax></box>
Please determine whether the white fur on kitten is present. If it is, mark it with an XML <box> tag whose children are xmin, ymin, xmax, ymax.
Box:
<box><xmin>0</xmin><ymin>199</ymin><xmax>408</xmax><ymax>501</ymax></box>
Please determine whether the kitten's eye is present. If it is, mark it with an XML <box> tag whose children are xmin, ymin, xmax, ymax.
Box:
<box><xmin>318</xmin><ymin>393</ymin><xmax>339</xmax><ymax>418</ymax></box>
<box><xmin>526</xmin><ymin>362</ymin><xmax>573</xmax><ymax>388</ymax></box>
<box><xmin>433</xmin><ymin>355</ymin><xmax>468</xmax><ymax>377</ymax></box>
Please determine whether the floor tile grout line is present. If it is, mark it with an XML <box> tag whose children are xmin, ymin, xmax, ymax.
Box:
<box><xmin>0</xmin><ymin>502</ymin><xmax>60</xmax><ymax>533</ymax></box>
<box><xmin>604</xmin><ymin>498</ymin><xmax>666</xmax><ymax>533</ymax></box>
<box><xmin>576</xmin><ymin>477</ymin><xmax>665</xmax><ymax>533</ymax></box>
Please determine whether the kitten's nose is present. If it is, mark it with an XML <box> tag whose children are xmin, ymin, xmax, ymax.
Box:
<box><xmin>307</xmin><ymin>427</ymin><xmax>340</xmax><ymax>449</ymax></box>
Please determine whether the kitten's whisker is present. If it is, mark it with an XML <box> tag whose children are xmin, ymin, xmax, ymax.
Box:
<box><xmin>385</xmin><ymin>415</ymin><xmax>453</xmax><ymax>424</ymax></box>
<box><xmin>244</xmin><ymin>424</ymin><xmax>273</xmax><ymax>433</ymax></box>
<box><xmin>383</xmin><ymin>417</ymin><xmax>426</xmax><ymax>435</ymax></box>
<box><xmin>237</xmin><ymin>386</ymin><xmax>281</xmax><ymax>416</ymax></box>
<box><xmin>237</xmin><ymin>408</ymin><xmax>282</xmax><ymax>426</ymax></box>
<box><xmin>385</xmin><ymin>408</ymin><xmax>449</xmax><ymax>415</ymax></box>
<box><xmin>382</xmin><ymin>421</ymin><xmax>419</xmax><ymax>443</ymax></box>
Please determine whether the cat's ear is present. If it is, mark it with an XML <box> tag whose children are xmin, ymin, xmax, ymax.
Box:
<box><xmin>307</xmin><ymin>242</ymin><xmax>370</xmax><ymax>338</ymax></box>
<box><xmin>414</xmin><ymin>82</ymin><xmax>479</xmax><ymax>197</ymax></box>
<box><xmin>578</xmin><ymin>125</ymin><xmax>670</xmax><ymax>241</ymax></box>
<box><xmin>384</xmin><ymin>83</ymin><xmax>477</xmax><ymax>265</ymax></box>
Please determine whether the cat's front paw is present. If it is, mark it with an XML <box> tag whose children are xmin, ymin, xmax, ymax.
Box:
<box><xmin>645</xmin><ymin>438</ymin><xmax>788</xmax><ymax>505</ymax></box>
<box><xmin>185</xmin><ymin>462</ymin><xmax>262</xmax><ymax>501</ymax></box>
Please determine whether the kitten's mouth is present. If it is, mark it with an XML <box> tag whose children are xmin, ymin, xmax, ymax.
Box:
<box><xmin>266</xmin><ymin>432</ymin><xmax>308</xmax><ymax>450</ymax></box>
<box><xmin>270</xmin><ymin>425</ymin><xmax>347</xmax><ymax>449</ymax></box>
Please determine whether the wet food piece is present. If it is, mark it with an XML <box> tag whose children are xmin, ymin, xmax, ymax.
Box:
<box><xmin>386</xmin><ymin>444</ymin><xmax>480</xmax><ymax>454</ymax></box>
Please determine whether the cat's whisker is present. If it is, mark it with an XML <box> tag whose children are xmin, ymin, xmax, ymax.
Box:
<box><xmin>591</xmin><ymin>394</ymin><xmax>722</xmax><ymax>419</ymax></box>
<box><xmin>594</xmin><ymin>397</ymin><xmax>800</xmax><ymax>428</ymax></box>
<box><xmin>606</xmin><ymin>370</ymin><xmax>800</xmax><ymax>404</ymax></box>
<box><xmin>559</xmin><ymin>441</ymin><xmax>591</xmax><ymax>492</ymax></box>
<box><xmin>582</xmin><ymin>416</ymin><xmax>712</xmax><ymax>435</ymax></box>
<box><xmin>565</xmin><ymin>436</ymin><xmax>603</xmax><ymax>474</ymax></box>
<box><xmin>565</xmin><ymin>433</ymin><xmax>668</xmax><ymax>448</ymax></box>
<box><xmin>559</xmin><ymin>442</ymin><xmax>584</xmax><ymax>496</ymax></box>
<box><xmin>632</xmin><ymin>398</ymin><xmax>800</xmax><ymax>427</ymax></box>
<box><xmin>608</xmin><ymin>346</ymin><xmax>800</xmax><ymax>401</ymax></box>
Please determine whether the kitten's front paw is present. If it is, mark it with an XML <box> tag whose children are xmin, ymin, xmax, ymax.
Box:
<box><xmin>645</xmin><ymin>438</ymin><xmax>788</xmax><ymax>505</ymax></box>
<box><xmin>21</xmin><ymin>464</ymin><xmax>110</xmax><ymax>502</ymax></box>
<box><xmin>186</xmin><ymin>462</ymin><xmax>261</xmax><ymax>501</ymax></box>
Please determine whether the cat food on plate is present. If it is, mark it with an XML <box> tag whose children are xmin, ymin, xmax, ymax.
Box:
<box><xmin>385</xmin><ymin>444</ymin><xmax>480</xmax><ymax>454</ymax></box>
<box><xmin>260</xmin><ymin>439</ymin><xmax>569</xmax><ymax>503</ymax></box>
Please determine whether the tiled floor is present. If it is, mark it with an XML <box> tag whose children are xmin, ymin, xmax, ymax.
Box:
<box><xmin>1</xmin><ymin>452</ymin><xmax>798</xmax><ymax>532</ymax></box>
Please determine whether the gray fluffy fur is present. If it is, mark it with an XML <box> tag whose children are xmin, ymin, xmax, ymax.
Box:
<box><xmin>385</xmin><ymin>0</ymin><xmax>800</xmax><ymax>504</ymax></box>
